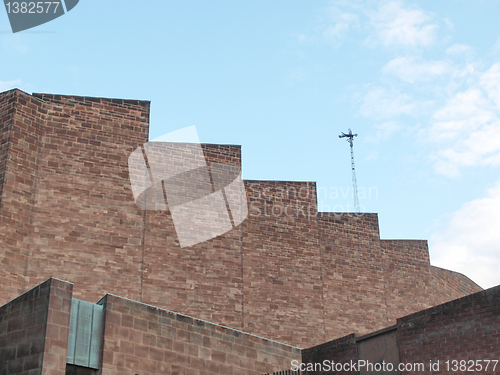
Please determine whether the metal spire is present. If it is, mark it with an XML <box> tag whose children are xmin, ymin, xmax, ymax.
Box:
<box><xmin>339</xmin><ymin>129</ymin><xmax>360</xmax><ymax>213</ymax></box>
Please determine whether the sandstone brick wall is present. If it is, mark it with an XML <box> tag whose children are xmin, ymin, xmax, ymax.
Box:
<box><xmin>301</xmin><ymin>285</ymin><xmax>500</xmax><ymax>375</ymax></box>
<box><xmin>0</xmin><ymin>91</ymin><xmax>14</xmax><ymax>292</ymax></box>
<box><xmin>0</xmin><ymin>89</ymin><xmax>45</xmax><ymax>302</ymax></box>
<box><xmin>319</xmin><ymin>213</ymin><xmax>389</xmax><ymax>339</ymax></box>
<box><xmin>0</xmin><ymin>278</ymin><xmax>72</xmax><ymax>375</ymax></box>
<box><xmin>0</xmin><ymin>276</ymin><xmax>299</xmax><ymax>375</ymax></box>
<box><xmin>0</xmin><ymin>90</ymin><xmax>13</xmax><ymax>207</ymax></box>
<box><xmin>0</xmin><ymin>89</ymin><xmax>150</xmax><ymax>305</ymax></box>
<box><xmin>0</xmin><ymin>89</ymin><xmax>483</xmax><ymax>350</ymax></box>
<box><xmin>99</xmin><ymin>293</ymin><xmax>301</xmax><ymax>375</ymax></box>
<box><xmin>242</xmin><ymin>180</ymin><xmax>324</xmax><ymax>347</ymax></box>
<box><xmin>26</xmin><ymin>92</ymin><xmax>150</xmax><ymax>303</ymax></box>
<box><xmin>141</xmin><ymin>143</ymin><xmax>246</xmax><ymax>331</ymax></box>
<box><xmin>356</xmin><ymin>327</ymin><xmax>400</xmax><ymax>375</ymax></box>
<box><xmin>398</xmin><ymin>284</ymin><xmax>500</xmax><ymax>374</ymax></box>
<box><xmin>301</xmin><ymin>334</ymin><xmax>358</xmax><ymax>375</ymax></box>
<box><xmin>1</xmin><ymin>276</ymin><xmax>494</xmax><ymax>375</ymax></box>
<box><xmin>430</xmin><ymin>265</ymin><xmax>483</xmax><ymax>305</ymax></box>
<box><xmin>381</xmin><ymin>240</ymin><xmax>436</xmax><ymax>321</ymax></box>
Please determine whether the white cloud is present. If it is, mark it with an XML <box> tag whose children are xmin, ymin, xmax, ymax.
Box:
<box><xmin>284</xmin><ymin>67</ymin><xmax>308</xmax><ymax>84</ymax></box>
<box><xmin>431</xmin><ymin>180</ymin><xmax>500</xmax><ymax>289</ymax></box>
<box><xmin>480</xmin><ymin>63</ymin><xmax>500</xmax><ymax>108</ymax></box>
<box><xmin>369</xmin><ymin>0</ymin><xmax>438</xmax><ymax>48</ymax></box>
<box><xmin>428</xmin><ymin>63</ymin><xmax>500</xmax><ymax>176</ymax></box>
<box><xmin>0</xmin><ymin>80</ymin><xmax>21</xmax><ymax>92</ymax></box>
<box><xmin>446</xmin><ymin>43</ymin><xmax>473</xmax><ymax>56</ymax></box>
<box><xmin>431</xmin><ymin>88</ymin><xmax>492</xmax><ymax>140</ymax></box>
<box><xmin>443</xmin><ymin>17</ymin><xmax>454</xmax><ymax>32</ymax></box>
<box><xmin>315</xmin><ymin>0</ymin><xmax>442</xmax><ymax>49</ymax></box>
<box><xmin>295</xmin><ymin>33</ymin><xmax>310</xmax><ymax>43</ymax></box>
<box><xmin>382</xmin><ymin>56</ymin><xmax>450</xmax><ymax>83</ymax></box>
<box><xmin>321</xmin><ymin>2</ymin><xmax>499</xmax><ymax>178</ymax></box>
<box><xmin>1</xmin><ymin>34</ymin><xmax>29</xmax><ymax>54</ymax></box>
<box><xmin>365</xmin><ymin>121</ymin><xmax>401</xmax><ymax>142</ymax></box>
<box><xmin>491</xmin><ymin>37</ymin><xmax>500</xmax><ymax>55</ymax></box>
<box><xmin>364</xmin><ymin>150</ymin><xmax>379</xmax><ymax>161</ymax></box>
<box><xmin>358</xmin><ymin>59</ymin><xmax>499</xmax><ymax>178</ymax></box>
<box><xmin>360</xmin><ymin>86</ymin><xmax>415</xmax><ymax>119</ymax></box>
<box><xmin>322</xmin><ymin>6</ymin><xmax>359</xmax><ymax>44</ymax></box>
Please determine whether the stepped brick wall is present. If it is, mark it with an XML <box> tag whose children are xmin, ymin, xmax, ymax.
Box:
<box><xmin>0</xmin><ymin>89</ymin><xmax>482</xmax><ymax>349</ymax></box>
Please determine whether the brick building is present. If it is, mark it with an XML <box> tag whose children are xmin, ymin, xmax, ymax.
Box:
<box><xmin>301</xmin><ymin>284</ymin><xmax>500</xmax><ymax>375</ymax></box>
<box><xmin>0</xmin><ymin>89</ymin><xmax>496</xmax><ymax>374</ymax></box>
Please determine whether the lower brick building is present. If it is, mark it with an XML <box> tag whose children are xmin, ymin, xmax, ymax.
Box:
<box><xmin>2</xmin><ymin>277</ymin><xmax>498</xmax><ymax>374</ymax></box>
<box><xmin>0</xmin><ymin>89</ymin><xmax>496</xmax><ymax>374</ymax></box>
<box><xmin>301</xmin><ymin>283</ymin><xmax>500</xmax><ymax>375</ymax></box>
<box><xmin>0</xmin><ymin>278</ymin><xmax>301</xmax><ymax>375</ymax></box>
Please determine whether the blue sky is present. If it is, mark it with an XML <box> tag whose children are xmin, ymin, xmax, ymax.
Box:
<box><xmin>1</xmin><ymin>0</ymin><xmax>500</xmax><ymax>288</ymax></box>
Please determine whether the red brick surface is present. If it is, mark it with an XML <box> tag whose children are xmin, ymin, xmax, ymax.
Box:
<box><xmin>99</xmin><ymin>293</ymin><xmax>301</xmax><ymax>375</ymax></box>
<box><xmin>42</xmin><ymin>279</ymin><xmax>73</xmax><ymax>375</ymax></box>
<box><xmin>381</xmin><ymin>240</ymin><xmax>436</xmax><ymax>321</ymax></box>
<box><xmin>398</xmin><ymin>284</ymin><xmax>500</xmax><ymax>375</ymax></box>
<box><xmin>26</xmin><ymin>92</ymin><xmax>149</xmax><ymax>303</ymax></box>
<box><xmin>300</xmin><ymin>285</ymin><xmax>500</xmax><ymax>375</ymax></box>
<box><xmin>0</xmin><ymin>278</ymin><xmax>72</xmax><ymax>375</ymax></box>
<box><xmin>430</xmin><ymin>265</ymin><xmax>483</xmax><ymax>305</ymax></box>
<box><xmin>141</xmin><ymin>143</ymin><xmax>246</xmax><ymax>331</ymax></box>
<box><xmin>0</xmin><ymin>89</ymin><xmax>483</xmax><ymax>350</ymax></box>
<box><xmin>0</xmin><ymin>89</ymin><xmax>42</xmax><ymax>303</ymax></box>
<box><xmin>301</xmin><ymin>334</ymin><xmax>358</xmax><ymax>375</ymax></box>
<box><xmin>319</xmin><ymin>213</ymin><xmax>388</xmax><ymax>339</ymax></box>
<box><xmin>2</xmin><ymin>277</ymin><xmax>300</xmax><ymax>374</ymax></box>
<box><xmin>242</xmin><ymin>181</ymin><xmax>324</xmax><ymax>347</ymax></box>
<box><xmin>0</xmin><ymin>90</ymin><xmax>12</xmax><ymax>207</ymax></box>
